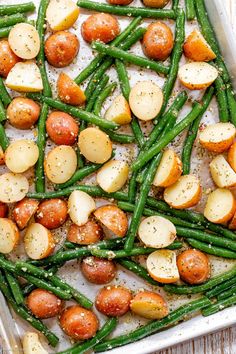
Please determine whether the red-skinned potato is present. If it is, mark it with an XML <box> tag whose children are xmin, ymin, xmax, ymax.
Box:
<box><xmin>0</xmin><ymin>146</ymin><xmax>4</xmax><ymax>165</ymax></box>
<box><xmin>45</xmin><ymin>31</ymin><xmax>79</xmax><ymax>68</ymax></box>
<box><xmin>81</xmin><ymin>256</ymin><xmax>117</xmax><ymax>284</ymax></box>
<box><xmin>142</xmin><ymin>22</ymin><xmax>174</xmax><ymax>61</ymax></box>
<box><xmin>94</xmin><ymin>205</ymin><xmax>128</xmax><ymax>237</ymax></box>
<box><xmin>0</xmin><ymin>218</ymin><xmax>20</xmax><ymax>254</ymax></box>
<box><xmin>229</xmin><ymin>211</ymin><xmax>236</xmax><ymax>230</ymax></box>
<box><xmin>178</xmin><ymin>62</ymin><xmax>218</xmax><ymax>90</ymax></box>
<box><xmin>7</xmin><ymin>97</ymin><xmax>40</xmax><ymax>130</ymax></box>
<box><xmin>59</xmin><ymin>305</ymin><xmax>99</xmax><ymax>340</ymax></box>
<box><xmin>0</xmin><ymin>202</ymin><xmax>8</xmax><ymax>218</ymax></box>
<box><xmin>177</xmin><ymin>249</ymin><xmax>210</xmax><ymax>285</ymax></box>
<box><xmin>108</xmin><ymin>0</ymin><xmax>133</xmax><ymax>4</ymax></box>
<box><xmin>46</xmin><ymin>111</ymin><xmax>79</xmax><ymax>145</ymax></box>
<box><xmin>27</xmin><ymin>289</ymin><xmax>63</xmax><ymax>319</ymax></box>
<box><xmin>81</xmin><ymin>13</ymin><xmax>120</xmax><ymax>44</ymax></box>
<box><xmin>184</xmin><ymin>30</ymin><xmax>216</xmax><ymax>62</ymax></box>
<box><xmin>95</xmin><ymin>285</ymin><xmax>132</xmax><ymax>317</ymax></box>
<box><xmin>0</xmin><ymin>39</ymin><xmax>21</xmax><ymax>78</ymax></box>
<box><xmin>204</xmin><ymin>188</ymin><xmax>236</xmax><ymax>224</ymax></box>
<box><xmin>57</xmin><ymin>72</ymin><xmax>86</xmax><ymax>106</ymax></box>
<box><xmin>143</xmin><ymin>0</ymin><xmax>170</xmax><ymax>7</ymax></box>
<box><xmin>13</xmin><ymin>198</ymin><xmax>39</xmax><ymax>230</ymax></box>
<box><xmin>199</xmin><ymin>122</ymin><xmax>236</xmax><ymax>153</ymax></box>
<box><xmin>130</xmin><ymin>291</ymin><xmax>169</xmax><ymax>319</ymax></box>
<box><xmin>67</xmin><ymin>220</ymin><xmax>103</xmax><ymax>245</ymax></box>
<box><xmin>147</xmin><ymin>250</ymin><xmax>180</xmax><ymax>283</ymax></box>
<box><xmin>24</xmin><ymin>223</ymin><xmax>55</xmax><ymax>259</ymax></box>
<box><xmin>35</xmin><ymin>199</ymin><xmax>68</xmax><ymax>229</ymax></box>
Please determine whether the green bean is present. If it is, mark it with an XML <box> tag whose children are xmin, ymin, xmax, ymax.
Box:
<box><xmin>172</xmin><ymin>0</ymin><xmax>179</xmax><ymax>10</ymax></box>
<box><xmin>16</xmin><ymin>262</ymin><xmax>93</xmax><ymax>309</ymax></box>
<box><xmin>115</xmin><ymin>58</ymin><xmax>144</xmax><ymax>147</ymax></box>
<box><xmin>128</xmin><ymin>171</ymin><xmax>138</xmax><ymax>203</ymax></box>
<box><xmin>91</xmin><ymin>247</ymin><xmax>156</xmax><ymax>259</ymax></box>
<box><xmin>0</xmin><ymin>2</ymin><xmax>35</xmax><ymax>15</ymax></box>
<box><xmin>0</xmin><ymin>26</ymin><xmax>12</xmax><ymax>37</ymax></box>
<box><xmin>77</xmin><ymin>0</ymin><xmax>176</xmax><ymax>19</ymax></box>
<box><xmin>155</xmin><ymin>9</ymin><xmax>185</xmax><ymax>121</ymax></box>
<box><xmin>164</xmin><ymin>266</ymin><xmax>236</xmax><ymax>295</ymax></box>
<box><xmin>28</xmin><ymin>185</ymin><xmax>129</xmax><ymax>200</ymax></box>
<box><xmin>94</xmin><ymin>297</ymin><xmax>211</xmax><ymax>352</ymax></box>
<box><xmin>92</xmin><ymin>41</ymin><xmax>169</xmax><ymax>76</ymax></box>
<box><xmin>145</xmin><ymin>91</ymin><xmax>188</xmax><ymax>150</ymax></box>
<box><xmin>0</xmin><ymin>13</ymin><xmax>26</xmax><ymax>28</ymax></box>
<box><xmin>93</xmin><ymin>82</ymin><xmax>117</xmax><ymax>116</ymax></box>
<box><xmin>176</xmin><ymin>226</ymin><xmax>236</xmax><ymax>251</ymax></box>
<box><xmin>86</xmin><ymin>75</ymin><xmax>109</xmax><ymax>112</ymax></box>
<box><xmin>125</xmin><ymin>108</ymin><xmax>177</xmax><ymax>251</ymax></box>
<box><xmin>28</xmin><ymin>238</ymin><xmax>125</xmax><ymax>266</ymax></box>
<box><xmin>35</xmin><ymin>103</ymin><xmax>48</xmax><ymax>193</ymax></box>
<box><xmin>227</xmin><ymin>85</ymin><xmax>236</xmax><ymax>127</ymax></box>
<box><xmin>202</xmin><ymin>294</ymin><xmax>236</xmax><ymax>317</ymax></box>
<box><xmin>85</xmin><ymin>27</ymin><xmax>146</xmax><ymax>100</ymax></box>
<box><xmin>0</xmin><ymin>100</ymin><xmax>6</xmax><ymax>122</ymax></box>
<box><xmin>205</xmin><ymin>277</ymin><xmax>236</xmax><ymax>299</ymax></box>
<box><xmin>0</xmin><ymin>78</ymin><xmax>11</xmax><ymax>107</ymax></box>
<box><xmin>5</xmin><ymin>272</ymin><xmax>24</xmax><ymax>305</ymax></box>
<box><xmin>217</xmin><ymin>285</ymin><xmax>236</xmax><ymax>301</ymax></box>
<box><xmin>133</xmin><ymin>88</ymin><xmax>214</xmax><ymax>171</ymax></box>
<box><xmin>214</xmin><ymin>75</ymin><xmax>229</xmax><ymax>122</ymax></box>
<box><xmin>43</xmin><ymin>97</ymin><xmax>118</xmax><ymax>130</ymax></box>
<box><xmin>59</xmin><ymin>318</ymin><xmax>118</xmax><ymax>354</ymax></box>
<box><xmin>103</xmin><ymin>130</ymin><xmax>135</xmax><ymax>144</ymax></box>
<box><xmin>36</xmin><ymin>0</ymin><xmax>52</xmax><ymax>97</ymax></box>
<box><xmin>187</xmin><ymin>238</ymin><xmax>236</xmax><ymax>259</ymax></box>
<box><xmin>74</xmin><ymin>16</ymin><xmax>142</xmax><ymax>85</ymax></box>
<box><xmin>0</xmin><ymin>270</ymin><xmax>59</xmax><ymax>347</ymax></box>
<box><xmin>0</xmin><ymin>122</ymin><xmax>9</xmax><ymax>150</ymax></box>
<box><xmin>182</xmin><ymin>87</ymin><xmax>214</xmax><ymax>174</ymax></box>
<box><xmin>185</xmin><ymin>0</ymin><xmax>195</xmax><ymax>20</ymax></box>
<box><xmin>118</xmin><ymin>201</ymin><xmax>204</xmax><ymax>229</ymax></box>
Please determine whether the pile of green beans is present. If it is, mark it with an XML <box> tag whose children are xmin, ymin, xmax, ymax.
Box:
<box><xmin>0</xmin><ymin>2</ymin><xmax>35</xmax><ymax>15</ymax></box>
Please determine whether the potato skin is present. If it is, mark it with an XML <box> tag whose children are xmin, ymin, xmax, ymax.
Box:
<box><xmin>81</xmin><ymin>256</ymin><xmax>117</xmax><ymax>284</ymax></box>
<box><xmin>7</xmin><ymin>97</ymin><xmax>40</xmax><ymax>130</ymax></box>
<box><xmin>142</xmin><ymin>22</ymin><xmax>174</xmax><ymax>61</ymax></box>
<box><xmin>95</xmin><ymin>285</ymin><xmax>132</xmax><ymax>317</ymax></box>
<box><xmin>13</xmin><ymin>198</ymin><xmax>39</xmax><ymax>230</ymax></box>
<box><xmin>57</xmin><ymin>72</ymin><xmax>86</xmax><ymax>106</ymax></box>
<box><xmin>46</xmin><ymin>111</ymin><xmax>79</xmax><ymax>145</ymax></box>
<box><xmin>81</xmin><ymin>13</ymin><xmax>120</xmax><ymax>44</ymax></box>
<box><xmin>27</xmin><ymin>289</ymin><xmax>63</xmax><ymax>319</ymax></box>
<box><xmin>177</xmin><ymin>249</ymin><xmax>210</xmax><ymax>285</ymax></box>
<box><xmin>94</xmin><ymin>205</ymin><xmax>128</xmax><ymax>237</ymax></box>
<box><xmin>59</xmin><ymin>305</ymin><xmax>99</xmax><ymax>340</ymax></box>
<box><xmin>0</xmin><ymin>39</ymin><xmax>21</xmax><ymax>78</ymax></box>
<box><xmin>0</xmin><ymin>202</ymin><xmax>8</xmax><ymax>218</ymax></box>
<box><xmin>143</xmin><ymin>0</ymin><xmax>170</xmax><ymax>7</ymax></box>
<box><xmin>67</xmin><ymin>220</ymin><xmax>103</xmax><ymax>245</ymax></box>
<box><xmin>130</xmin><ymin>291</ymin><xmax>169</xmax><ymax>319</ymax></box>
<box><xmin>108</xmin><ymin>0</ymin><xmax>133</xmax><ymax>4</ymax></box>
<box><xmin>0</xmin><ymin>147</ymin><xmax>4</xmax><ymax>165</ymax></box>
<box><xmin>183</xmin><ymin>30</ymin><xmax>216</xmax><ymax>62</ymax></box>
<box><xmin>45</xmin><ymin>31</ymin><xmax>79</xmax><ymax>68</ymax></box>
<box><xmin>35</xmin><ymin>199</ymin><xmax>68</xmax><ymax>229</ymax></box>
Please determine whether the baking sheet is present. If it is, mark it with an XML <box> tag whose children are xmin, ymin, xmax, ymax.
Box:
<box><xmin>0</xmin><ymin>0</ymin><xmax>236</xmax><ymax>353</ymax></box>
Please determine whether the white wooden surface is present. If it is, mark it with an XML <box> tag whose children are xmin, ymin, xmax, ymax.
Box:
<box><xmin>158</xmin><ymin>1</ymin><xmax>236</xmax><ymax>352</ymax></box>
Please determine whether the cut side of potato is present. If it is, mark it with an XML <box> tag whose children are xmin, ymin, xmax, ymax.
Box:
<box><xmin>164</xmin><ymin>174</ymin><xmax>201</xmax><ymax>209</ymax></box>
<box><xmin>199</xmin><ymin>122</ymin><xmax>236</xmax><ymax>153</ymax></box>
<box><xmin>138</xmin><ymin>216</ymin><xmax>176</xmax><ymax>248</ymax></box>
<box><xmin>105</xmin><ymin>95</ymin><xmax>131</xmax><ymax>125</ymax></box>
<box><xmin>153</xmin><ymin>149</ymin><xmax>182</xmax><ymax>188</ymax></box>
<box><xmin>24</xmin><ymin>223</ymin><xmax>55</xmax><ymax>260</ymax></box>
<box><xmin>46</xmin><ymin>0</ymin><xmax>79</xmax><ymax>31</ymax></box>
<box><xmin>129</xmin><ymin>81</ymin><xmax>163</xmax><ymax>121</ymax></box>
<box><xmin>0</xmin><ymin>218</ymin><xmax>20</xmax><ymax>254</ymax></box>
<box><xmin>5</xmin><ymin>139</ymin><xmax>39</xmax><ymax>173</ymax></box>
<box><xmin>68</xmin><ymin>190</ymin><xmax>96</xmax><ymax>226</ymax></box>
<box><xmin>9</xmin><ymin>23</ymin><xmax>40</xmax><ymax>59</ymax></box>
<box><xmin>183</xmin><ymin>29</ymin><xmax>216</xmax><ymax>62</ymax></box>
<box><xmin>228</xmin><ymin>141</ymin><xmax>236</xmax><ymax>172</ymax></box>
<box><xmin>178</xmin><ymin>62</ymin><xmax>218</xmax><ymax>90</ymax></box>
<box><xmin>130</xmin><ymin>291</ymin><xmax>169</xmax><ymax>319</ymax></box>
<box><xmin>94</xmin><ymin>205</ymin><xmax>128</xmax><ymax>237</ymax></box>
<box><xmin>97</xmin><ymin>160</ymin><xmax>129</xmax><ymax>193</ymax></box>
<box><xmin>78</xmin><ymin>127</ymin><xmax>112</xmax><ymax>164</ymax></box>
<box><xmin>0</xmin><ymin>173</ymin><xmax>29</xmax><ymax>203</ymax></box>
<box><xmin>210</xmin><ymin>155</ymin><xmax>236</xmax><ymax>188</ymax></box>
<box><xmin>44</xmin><ymin>145</ymin><xmax>77</xmax><ymax>184</ymax></box>
<box><xmin>204</xmin><ymin>188</ymin><xmax>236</xmax><ymax>224</ymax></box>
<box><xmin>147</xmin><ymin>250</ymin><xmax>180</xmax><ymax>283</ymax></box>
<box><xmin>23</xmin><ymin>332</ymin><xmax>48</xmax><ymax>354</ymax></box>
<box><xmin>6</xmin><ymin>61</ymin><xmax>43</xmax><ymax>92</ymax></box>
